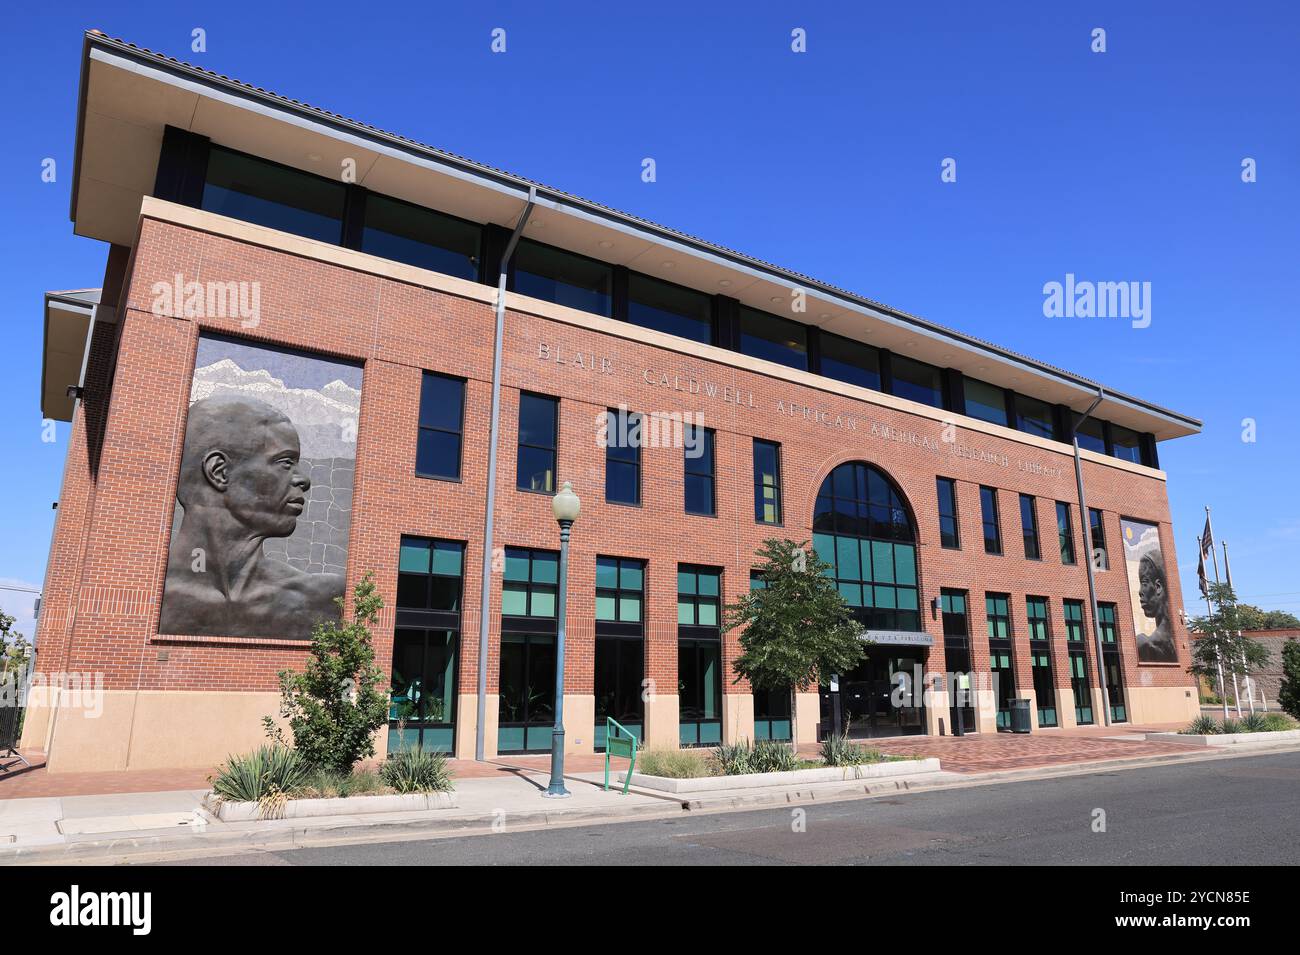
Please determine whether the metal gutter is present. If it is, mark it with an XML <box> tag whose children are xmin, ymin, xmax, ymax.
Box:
<box><xmin>475</xmin><ymin>187</ymin><xmax>536</xmax><ymax>761</ymax></box>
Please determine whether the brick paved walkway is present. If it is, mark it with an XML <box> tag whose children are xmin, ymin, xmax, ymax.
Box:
<box><xmin>0</xmin><ymin>723</ymin><xmax>1193</xmax><ymax>796</ymax></box>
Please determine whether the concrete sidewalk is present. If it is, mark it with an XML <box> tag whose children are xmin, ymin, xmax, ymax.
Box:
<box><xmin>7</xmin><ymin>737</ymin><xmax>1300</xmax><ymax>865</ymax></box>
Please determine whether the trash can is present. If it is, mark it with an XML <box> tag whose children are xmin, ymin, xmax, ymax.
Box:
<box><xmin>1010</xmin><ymin>698</ymin><xmax>1032</xmax><ymax>734</ymax></box>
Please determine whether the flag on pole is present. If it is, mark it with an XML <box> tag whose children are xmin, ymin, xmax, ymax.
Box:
<box><xmin>1198</xmin><ymin>517</ymin><xmax>1214</xmax><ymax>598</ymax></box>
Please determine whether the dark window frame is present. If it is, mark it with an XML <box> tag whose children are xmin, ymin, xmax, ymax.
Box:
<box><xmin>516</xmin><ymin>392</ymin><xmax>559</xmax><ymax>495</ymax></box>
<box><xmin>753</xmin><ymin>438</ymin><xmax>784</xmax><ymax>525</ymax></box>
<box><xmin>416</xmin><ymin>371</ymin><xmax>466</xmax><ymax>481</ymax></box>
<box><xmin>980</xmin><ymin>486</ymin><xmax>1002</xmax><ymax>555</ymax></box>
<box><xmin>937</xmin><ymin>477</ymin><xmax>960</xmax><ymax>549</ymax></box>
<box><xmin>1020</xmin><ymin>493</ymin><xmax>1041</xmax><ymax>560</ymax></box>
<box><xmin>684</xmin><ymin>424</ymin><xmax>717</xmax><ymax>517</ymax></box>
<box><xmin>1056</xmin><ymin>501</ymin><xmax>1076</xmax><ymax>565</ymax></box>
<box><xmin>604</xmin><ymin>407</ymin><xmax>643</xmax><ymax>506</ymax></box>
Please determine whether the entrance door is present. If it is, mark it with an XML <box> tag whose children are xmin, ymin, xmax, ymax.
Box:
<box><xmin>824</xmin><ymin>649</ymin><xmax>925</xmax><ymax>739</ymax></box>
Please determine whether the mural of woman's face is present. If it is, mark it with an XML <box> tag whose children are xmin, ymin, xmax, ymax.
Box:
<box><xmin>1139</xmin><ymin>561</ymin><xmax>1167</xmax><ymax>620</ymax></box>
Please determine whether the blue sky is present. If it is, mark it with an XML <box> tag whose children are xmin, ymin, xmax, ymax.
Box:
<box><xmin>3</xmin><ymin>2</ymin><xmax>1298</xmax><ymax>640</ymax></box>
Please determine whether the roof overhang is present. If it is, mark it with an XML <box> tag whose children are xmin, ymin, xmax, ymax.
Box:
<box><xmin>68</xmin><ymin>31</ymin><xmax>1201</xmax><ymax>441</ymax></box>
<box><xmin>42</xmin><ymin>289</ymin><xmax>102</xmax><ymax>421</ymax></box>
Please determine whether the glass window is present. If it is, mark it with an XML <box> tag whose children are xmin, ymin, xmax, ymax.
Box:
<box><xmin>890</xmin><ymin>355</ymin><xmax>944</xmax><ymax>409</ymax></box>
<box><xmin>1032</xmin><ymin>648</ymin><xmax>1058</xmax><ymax>727</ymax></box>
<box><xmin>1026</xmin><ymin>596</ymin><xmax>1050</xmax><ymax>642</ymax></box>
<box><xmin>820</xmin><ymin>333</ymin><xmax>881</xmax><ymax>391</ymax></box>
<box><xmin>1088</xmin><ymin>508</ymin><xmax>1109</xmax><ymax>570</ymax></box>
<box><xmin>677</xmin><ymin>566</ymin><xmax>721</xmax><ymax>627</ymax></box>
<box><xmin>739</xmin><ymin>307</ymin><xmax>807</xmax><ymax>371</ymax></box>
<box><xmin>980</xmin><ymin>486</ymin><xmax>1002</xmax><ymax>555</ymax></box>
<box><xmin>397</xmin><ymin>537</ymin><xmax>465</xmax><ymax>612</ymax></box>
<box><xmin>812</xmin><ymin>462</ymin><xmax>920</xmax><ymax>631</ymax></box>
<box><xmin>684</xmin><ymin>425</ymin><xmax>716</xmax><ymax>516</ymax></box>
<box><xmin>963</xmin><ymin>378</ymin><xmax>1008</xmax><ymax>426</ymax></box>
<box><xmin>604</xmin><ymin>408</ymin><xmax>641</xmax><ymax>505</ymax></box>
<box><xmin>595</xmin><ymin>636</ymin><xmax>644</xmax><ymax>747</ymax></box>
<box><xmin>1015</xmin><ymin>394</ymin><xmax>1056</xmax><ymax>440</ymax></box>
<box><xmin>1110</xmin><ymin>425</ymin><xmax>1143</xmax><ymax>464</ymax></box>
<box><xmin>502</xmin><ymin>547</ymin><xmax>559</xmax><ymax>618</ymax></box>
<box><xmin>1020</xmin><ymin>494</ymin><xmax>1041</xmax><ymax>560</ymax></box>
<box><xmin>1070</xmin><ymin>649</ymin><xmax>1093</xmax><ymax>725</ymax></box>
<box><xmin>389</xmin><ymin>628</ymin><xmax>457</xmax><ymax>752</ymax></box>
<box><xmin>516</xmin><ymin>393</ymin><xmax>558</xmax><ymax>493</ymax></box>
<box><xmin>201</xmin><ymin>146</ymin><xmax>345</xmax><ymax>244</ymax></box>
<box><xmin>753</xmin><ymin>439</ymin><xmax>783</xmax><ymax>525</ymax></box>
<box><xmin>514</xmin><ymin>239</ymin><xmax>612</xmax><ymax>316</ymax></box>
<box><xmin>361</xmin><ymin>194</ymin><xmax>481</xmax><ymax>280</ymax></box>
<box><xmin>678</xmin><ymin>640</ymin><xmax>721</xmax><ymax>745</ymax></box>
<box><xmin>1064</xmin><ymin>599</ymin><xmax>1085</xmax><ymax>643</ymax></box>
<box><xmin>497</xmin><ymin>631</ymin><xmax>555</xmax><ymax>748</ymax></box>
<box><xmin>937</xmin><ymin>477</ymin><xmax>960</xmax><ymax>549</ymax></box>
<box><xmin>1075</xmin><ymin>416</ymin><xmax>1106</xmax><ymax>454</ymax></box>
<box><xmin>416</xmin><ymin>372</ymin><xmax>465</xmax><ymax>479</ymax></box>
<box><xmin>986</xmin><ymin>593</ymin><xmax>1011</xmax><ymax>640</ymax></box>
<box><xmin>595</xmin><ymin>556</ymin><xmax>645</xmax><ymax>624</ymax></box>
<box><xmin>1056</xmin><ymin>502</ymin><xmax>1076</xmax><ymax>564</ymax></box>
<box><xmin>627</xmin><ymin>273</ymin><xmax>713</xmax><ymax>343</ymax></box>
<box><xmin>1098</xmin><ymin>602</ymin><xmax>1118</xmax><ymax>643</ymax></box>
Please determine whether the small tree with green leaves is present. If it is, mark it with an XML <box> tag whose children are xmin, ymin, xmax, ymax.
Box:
<box><xmin>1279</xmin><ymin>638</ymin><xmax>1300</xmax><ymax>721</ymax></box>
<box><xmin>0</xmin><ymin>608</ymin><xmax>31</xmax><ymax>679</ymax></box>
<box><xmin>264</xmin><ymin>574</ymin><xmax>389</xmax><ymax>772</ymax></box>
<box><xmin>1187</xmin><ymin>582</ymin><xmax>1271</xmax><ymax>719</ymax></box>
<box><xmin>724</xmin><ymin>539</ymin><xmax>866</xmax><ymax>750</ymax></box>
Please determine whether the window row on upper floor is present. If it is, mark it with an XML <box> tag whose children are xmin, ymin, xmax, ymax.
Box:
<box><xmin>158</xmin><ymin>132</ymin><xmax>1158</xmax><ymax>469</ymax></box>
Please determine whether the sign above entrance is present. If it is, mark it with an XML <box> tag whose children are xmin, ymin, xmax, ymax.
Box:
<box><xmin>863</xmin><ymin>629</ymin><xmax>935</xmax><ymax>647</ymax></box>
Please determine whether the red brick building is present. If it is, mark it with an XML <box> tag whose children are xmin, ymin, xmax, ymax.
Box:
<box><xmin>27</xmin><ymin>33</ymin><xmax>1202</xmax><ymax>771</ymax></box>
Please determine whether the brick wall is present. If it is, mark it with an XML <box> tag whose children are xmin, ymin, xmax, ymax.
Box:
<box><xmin>36</xmin><ymin>213</ymin><xmax>1198</xmax><ymax>735</ymax></box>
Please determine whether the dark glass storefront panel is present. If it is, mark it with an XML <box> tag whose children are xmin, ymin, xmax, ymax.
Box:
<box><xmin>678</xmin><ymin>639</ymin><xmax>721</xmax><ymax>746</ymax></box>
<box><xmin>202</xmin><ymin>146</ymin><xmax>345</xmax><ymax>244</ymax></box>
<box><xmin>498</xmin><ymin>632</ymin><xmax>556</xmax><ymax>752</ymax></box>
<box><xmin>1070</xmin><ymin>651</ymin><xmax>1094</xmax><ymax>725</ymax></box>
<box><xmin>594</xmin><ymin>636</ymin><xmax>645</xmax><ymax>751</ymax></box>
<box><xmin>1031</xmin><ymin>651</ymin><xmax>1058</xmax><ymax>727</ymax></box>
<box><xmin>627</xmin><ymin>273</ymin><xmax>713</xmax><ymax>343</ymax></box>
<box><xmin>388</xmin><ymin>628</ymin><xmax>457</xmax><ymax>753</ymax></box>
<box><xmin>990</xmin><ymin>650</ymin><xmax>1015</xmax><ymax>730</ymax></box>
<box><xmin>820</xmin><ymin>647</ymin><xmax>926</xmax><ymax>739</ymax></box>
<box><xmin>753</xmin><ymin>685</ymin><xmax>792</xmax><ymax>741</ymax></box>
<box><xmin>1105</xmin><ymin>653</ymin><xmax>1127</xmax><ymax>722</ymax></box>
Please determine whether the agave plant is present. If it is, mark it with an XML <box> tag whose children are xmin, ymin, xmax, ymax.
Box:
<box><xmin>1184</xmin><ymin>715</ymin><xmax>1220</xmax><ymax>736</ymax></box>
<box><xmin>712</xmin><ymin>740</ymin><xmax>756</xmax><ymax>776</ymax></box>
<box><xmin>1240</xmin><ymin>712</ymin><xmax>1269</xmax><ymax>733</ymax></box>
<box><xmin>380</xmin><ymin>747</ymin><xmax>454</xmax><ymax>794</ymax></box>
<box><xmin>819</xmin><ymin>733</ymin><xmax>879</xmax><ymax>767</ymax></box>
<box><xmin>1220</xmin><ymin>718</ymin><xmax>1243</xmax><ymax>734</ymax></box>
<box><xmin>210</xmin><ymin>745</ymin><xmax>310</xmax><ymax>806</ymax></box>
<box><xmin>751</xmin><ymin>739</ymin><xmax>800</xmax><ymax>773</ymax></box>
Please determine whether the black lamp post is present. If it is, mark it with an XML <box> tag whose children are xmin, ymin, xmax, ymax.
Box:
<box><xmin>544</xmin><ymin>481</ymin><xmax>580</xmax><ymax>798</ymax></box>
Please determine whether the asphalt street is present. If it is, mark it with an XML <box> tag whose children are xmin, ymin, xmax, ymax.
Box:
<box><xmin>166</xmin><ymin>750</ymin><xmax>1300</xmax><ymax>866</ymax></box>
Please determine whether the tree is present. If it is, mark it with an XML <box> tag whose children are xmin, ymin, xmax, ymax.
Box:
<box><xmin>1260</xmin><ymin>609</ymin><xmax>1300</xmax><ymax>630</ymax></box>
<box><xmin>1279</xmin><ymin>639</ymin><xmax>1300</xmax><ymax>721</ymax></box>
<box><xmin>724</xmin><ymin>539</ymin><xmax>866</xmax><ymax>749</ymax></box>
<box><xmin>264</xmin><ymin>574</ymin><xmax>389</xmax><ymax>772</ymax></box>
<box><xmin>1187</xmin><ymin>582</ymin><xmax>1271</xmax><ymax>718</ymax></box>
<box><xmin>0</xmin><ymin>608</ymin><xmax>31</xmax><ymax>679</ymax></box>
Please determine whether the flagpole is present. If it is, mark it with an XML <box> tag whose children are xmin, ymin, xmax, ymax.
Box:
<box><xmin>1200</xmin><ymin>535</ymin><xmax>1228</xmax><ymax>721</ymax></box>
<box><xmin>1223</xmin><ymin>541</ymin><xmax>1254</xmax><ymax>715</ymax></box>
<box><xmin>1204</xmin><ymin>507</ymin><xmax>1241</xmax><ymax>717</ymax></box>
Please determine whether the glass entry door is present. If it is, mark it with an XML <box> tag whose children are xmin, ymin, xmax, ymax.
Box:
<box><xmin>824</xmin><ymin>649</ymin><xmax>925</xmax><ymax>738</ymax></box>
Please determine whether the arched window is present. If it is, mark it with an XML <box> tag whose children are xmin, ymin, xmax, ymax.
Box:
<box><xmin>813</xmin><ymin>462</ymin><xmax>921</xmax><ymax>632</ymax></box>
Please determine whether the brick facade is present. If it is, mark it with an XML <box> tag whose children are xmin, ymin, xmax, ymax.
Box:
<box><xmin>26</xmin><ymin>209</ymin><xmax>1201</xmax><ymax>769</ymax></box>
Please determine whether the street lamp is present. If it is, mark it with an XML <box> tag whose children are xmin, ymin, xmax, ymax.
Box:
<box><xmin>544</xmin><ymin>481</ymin><xmax>581</xmax><ymax>798</ymax></box>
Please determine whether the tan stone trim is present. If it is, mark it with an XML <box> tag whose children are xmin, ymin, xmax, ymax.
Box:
<box><xmin>138</xmin><ymin>197</ymin><xmax>1166</xmax><ymax>482</ymax></box>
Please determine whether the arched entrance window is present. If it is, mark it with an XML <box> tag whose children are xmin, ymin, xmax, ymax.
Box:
<box><xmin>813</xmin><ymin>461</ymin><xmax>920</xmax><ymax>632</ymax></box>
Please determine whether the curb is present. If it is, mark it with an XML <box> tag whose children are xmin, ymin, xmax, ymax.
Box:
<box><xmin>5</xmin><ymin>742</ymin><xmax>1298</xmax><ymax>864</ymax></box>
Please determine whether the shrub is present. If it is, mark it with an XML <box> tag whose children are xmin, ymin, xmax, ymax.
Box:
<box><xmin>637</xmin><ymin>748</ymin><xmax>713</xmax><ymax>779</ymax></box>
<box><xmin>712</xmin><ymin>739</ymin><xmax>801</xmax><ymax>776</ymax></box>
<box><xmin>1220</xmin><ymin>718</ymin><xmax>1243</xmax><ymax>734</ymax></box>
<box><xmin>211</xmin><ymin>745</ymin><xmax>310</xmax><ymax>806</ymax></box>
<box><xmin>381</xmin><ymin>748</ymin><xmax>454</xmax><ymax>794</ymax></box>
<box><xmin>819</xmin><ymin>733</ymin><xmax>883</xmax><ymax>767</ymax></box>
<box><xmin>264</xmin><ymin>575</ymin><xmax>389</xmax><ymax>773</ymax></box>
<box><xmin>296</xmin><ymin>768</ymin><xmax>390</xmax><ymax>799</ymax></box>
<box><xmin>1184</xmin><ymin>715</ymin><xmax>1220</xmax><ymax>736</ymax></box>
<box><xmin>1261</xmin><ymin>713</ymin><xmax>1298</xmax><ymax>732</ymax></box>
<box><xmin>1280</xmin><ymin>639</ymin><xmax>1300</xmax><ymax>721</ymax></box>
